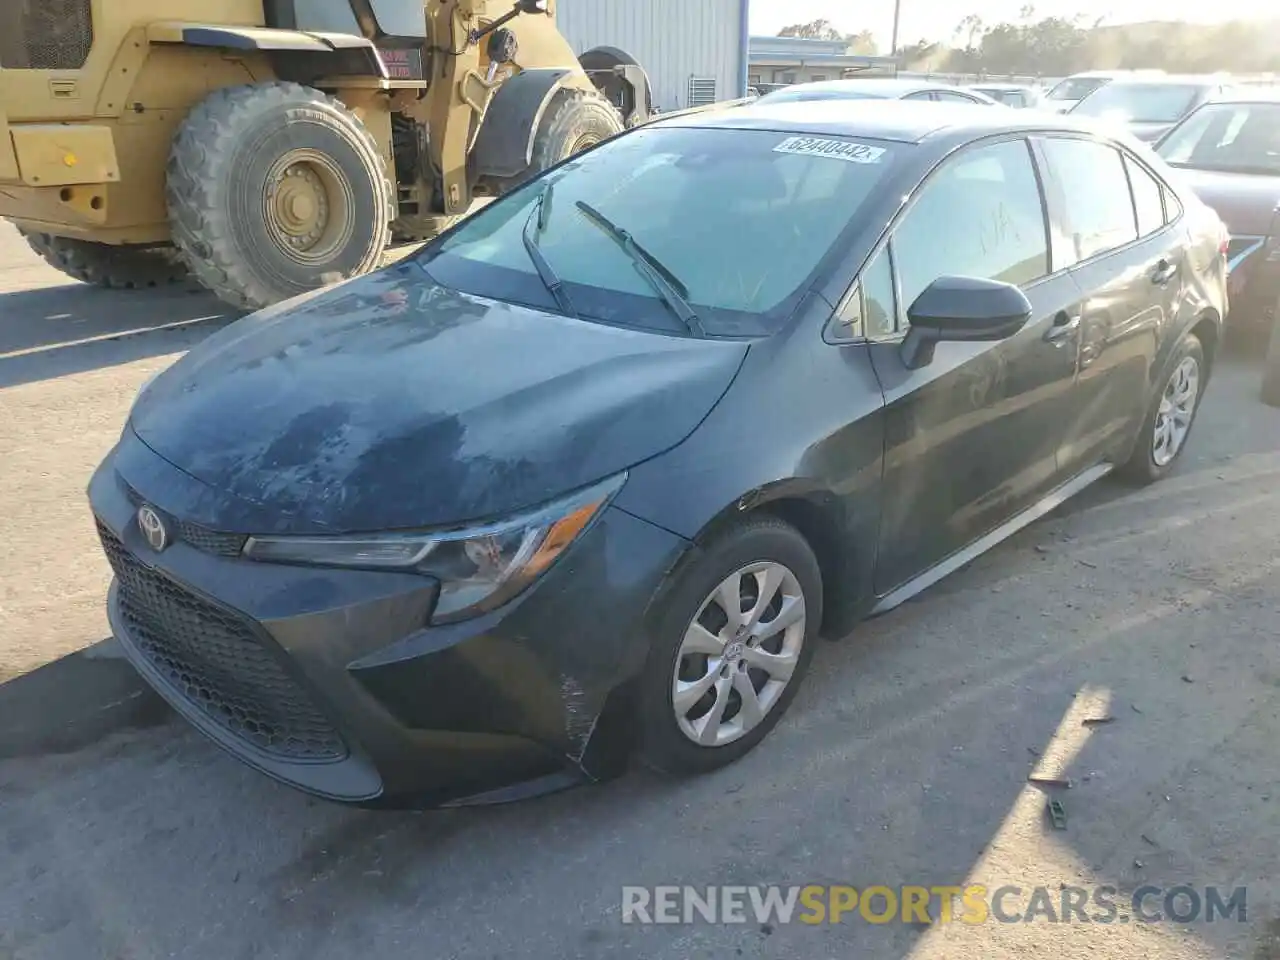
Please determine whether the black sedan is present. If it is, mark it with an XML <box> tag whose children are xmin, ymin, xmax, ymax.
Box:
<box><xmin>1153</xmin><ymin>93</ymin><xmax>1280</xmax><ymax>332</ymax></box>
<box><xmin>89</xmin><ymin>100</ymin><xmax>1228</xmax><ymax>807</ymax></box>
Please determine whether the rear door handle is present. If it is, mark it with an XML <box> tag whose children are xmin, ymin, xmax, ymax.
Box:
<box><xmin>1044</xmin><ymin>311</ymin><xmax>1080</xmax><ymax>344</ymax></box>
<box><xmin>1152</xmin><ymin>259</ymin><xmax>1178</xmax><ymax>285</ymax></box>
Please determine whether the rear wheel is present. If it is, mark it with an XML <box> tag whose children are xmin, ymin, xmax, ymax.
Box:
<box><xmin>166</xmin><ymin>82</ymin><xmax>392</xmax><ymax>311</ymax></box>
<box><xmin>21</xmin><ymin>231</ymin><xmax>188</xmax><ymax>290</ymax></box>
<box><xmin>1119</xmin><ymin>333</ymin><xmax>1205</xmax><ymax>484</ymax></box>
<box><xmin>637</xmin><ymin>517</ymin><xmax>822</xmax><ymax>776</ymax></box>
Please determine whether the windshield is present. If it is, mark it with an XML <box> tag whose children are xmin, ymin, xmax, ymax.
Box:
<box><xmin>1071</xmin><ymin>83</ymin><xmax>1200</xmax><ymax>123</ymax></box>
<box><xmin>1047</xmin><ymin>77</ymin><xmax>1107</xmax><ymax>101</ymax></box>
<box><xmin>1157</xmin><ymin>102</ymin><xmax>1280</xmax><ymax>175</ymax></box>
<box><xmin>421</xmin><ymin>126</ymin><xmax>897</xmax><ymax>337</ymax></box>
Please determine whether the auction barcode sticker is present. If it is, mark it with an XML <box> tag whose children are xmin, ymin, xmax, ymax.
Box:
<box><xmin>773</xmin><ymin>136</ymin><xmax>886</xmax><ymax>164</ymax></box>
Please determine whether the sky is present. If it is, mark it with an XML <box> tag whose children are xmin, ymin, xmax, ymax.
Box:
<box><xmin>748</xmin><ymin>0</ymin><xmax>1276</xmax><ymax>48</ymax></box>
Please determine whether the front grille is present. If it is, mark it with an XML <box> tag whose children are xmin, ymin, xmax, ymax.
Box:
<box><xmin>97</xmin><ymin>521</ymin><xmax>347</xmax><ymax>762</ymax></box>
<box><xmin>0</xmin><ymin>0</ymin><xmax>93</xmax><ymax>70</ymax></box>
<box><xmin>122</xmin><ymin>485</ymin><xmax>247</xmax><ymax>558</ymax></box>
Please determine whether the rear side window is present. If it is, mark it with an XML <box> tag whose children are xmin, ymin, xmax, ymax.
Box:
<box><xmin>893</xmin><ymin>138</ymin><xmax>1050</xmax><ymax>319</ymax></box>
<box><xmin>1041</xmin><ymin>138</ymin><xmax>1139</xmax><ymax>262</ymax></box>
<box><xmin>1125</xmin><ymin>155</ymin><xmax>1167</xmax><ymax>237</ymax></box>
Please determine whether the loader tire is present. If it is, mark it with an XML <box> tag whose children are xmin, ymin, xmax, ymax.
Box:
<box><xmin>21</xmin><ymin>231</ymin><xmax>189</xmax><ymax>290</ymax></box>
<box><xmin>498</xmin><ymin>90</ymin><xmax>623</xmax><ymax>194</ymax></box>
<box><xmin>166</xmin><ymin>82</ymin><xmax>393</xmax><ymax>311</ymax></box>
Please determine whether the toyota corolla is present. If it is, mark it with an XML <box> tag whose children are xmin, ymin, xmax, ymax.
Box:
<box><xmin>89</xmin><ymin>100</ymin><xmax>1227</xmax><ymax>807</ymax></box>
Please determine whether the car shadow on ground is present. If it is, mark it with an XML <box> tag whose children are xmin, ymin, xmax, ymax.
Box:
<box><xmin>0</xmin><ymin>283</ymin><xmax>238</xmax><ymax>389</ymax></box>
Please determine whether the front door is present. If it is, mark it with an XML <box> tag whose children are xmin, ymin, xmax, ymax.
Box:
<box><xmin>867</xmin><ymin>137</ymin><xmax>1083</xmax><ymax>595</ymax></box>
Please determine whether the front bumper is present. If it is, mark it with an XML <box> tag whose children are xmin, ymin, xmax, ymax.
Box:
<box><xmin>88</xmin><ymin>433</ymin><xmax>690</xmax><ymax>807</ymax></box>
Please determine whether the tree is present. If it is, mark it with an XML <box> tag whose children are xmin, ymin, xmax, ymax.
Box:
<box><xmin>847</xmin><ymin>29</ymin><xmax>879</xmax><ymax>55</ymax></box>
<box><xmin>779</xmin><ymin>19</ymin><xmax>845</xmax><ymax>41</ymax></box>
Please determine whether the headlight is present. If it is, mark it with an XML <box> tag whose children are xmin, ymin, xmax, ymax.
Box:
<box><xmin>242</xmin><ymin>473</ymin><xmax>625</xmax><ymax>623</ymax></box>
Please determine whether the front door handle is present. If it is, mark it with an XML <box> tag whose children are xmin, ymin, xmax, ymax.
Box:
<box><xmin>1044</xmin><ymin>311</ymin><xmax>1080</xmax><ymax>344</ymax></box>
<box><xmin>1152</xmin><ymin>258</ymin><xmax>1179</xmax><ymax>285</ymax></box>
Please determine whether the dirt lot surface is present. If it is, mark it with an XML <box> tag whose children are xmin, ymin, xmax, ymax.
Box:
<box><xmin>2</xmin><ymin>220</ymin><xmax>1279</xmax><ymax>959</ymax></box>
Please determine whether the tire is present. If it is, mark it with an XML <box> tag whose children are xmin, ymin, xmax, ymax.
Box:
<box><xmin>21</xmin><ymin>231</ymin><xmax>188</xmax><ymax>290</ymax></box>
<box><xmin>636</xmin><ymin>516</ymin><xmax>823</xmax><ymax>776</ymax></box>
<box><xmin>1118</xmin><ymin>333</ymin><xmax>1206</xmax><ymax>485</ymax></box>
<box><xmin>497</xmin><ymin>89</ymin><xmax>623</xmax><ymax>194</ymax></box>
<box><xmin>166</xmin><ymin>82</ymin><xmax>393</xmax><ymax>311</ymax></box>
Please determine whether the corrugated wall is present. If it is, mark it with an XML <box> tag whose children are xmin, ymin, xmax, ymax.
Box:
<box><xmin>554</xmin><ymin>0</ymin><xmax>746</xmax><ymax>112</ymax></box>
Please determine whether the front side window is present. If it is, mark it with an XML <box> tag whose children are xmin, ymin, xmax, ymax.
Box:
<box><xmin>893</xmin><ymin>138</ymin><xmax>1050</xmax><ymax>323</ymax></box>
<box><xmin>423</xmin><ymin>126</ymin><xmax>898</xmax><ymax>337</ymax></box>
<box><xmin>1156</xmin><ymin>102</ymin><xmax>1280</xmax><ymax>176</ymax></box>
<box><xmin>1041</xmin><ymin>137</ymin><xmax>1139</xmax><ymax>262</ymax></box>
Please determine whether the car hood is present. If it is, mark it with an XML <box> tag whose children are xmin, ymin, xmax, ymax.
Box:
<box><xmin>130</xmin><ymin>262</ymin><xmax>749</xmax><ymax>533</ymax></box>
<box><xmin>1173</xmin><ymin>167</ymin><xmax>1280</xmax><ymax>236</ymax></box>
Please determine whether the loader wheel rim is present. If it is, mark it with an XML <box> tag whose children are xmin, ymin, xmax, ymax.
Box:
<box><xmin>567</xmin><ymin>133</ymin><xmax>602</xmax><ymax>156</ymax></box>
<box><xmin>262</xmin><ymin>149</ymin><xmax>356</xmax><ymax>265</ymax></box>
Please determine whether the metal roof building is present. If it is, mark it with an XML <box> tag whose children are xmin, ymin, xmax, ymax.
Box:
<box><xmin>749</xmin><ymin>36</ymin><xmax>899</xmax><ymax>89</ymax></box>
<box><xmin>555</xmin><ymin>0</ymin><xmax>749</xmax><ymax>112</ymax></box>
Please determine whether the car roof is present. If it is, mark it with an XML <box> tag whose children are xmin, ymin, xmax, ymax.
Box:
<box><xmin>763</xmin><ymin>78</ymin><xmax>974</xmax><ymax>97</ymax></box>
<box><xmin>1209</xmin><ymin>88</ymin><xmax>1280</xmax><ymax>104</ymax></box>
<box><xmin>658</xmin><ymin>97</ymin><xmax>1104</xmax><ymax>146</ymax></box>
<box><xmin>1101</xmin><ymin>75</ymin><xmax>1225</xmax><ymax>88</ymax></box>
<box><xmin>971</xmin><ymin>83</ymin><xmax>1036</xmax><ymax>92</ymax></box>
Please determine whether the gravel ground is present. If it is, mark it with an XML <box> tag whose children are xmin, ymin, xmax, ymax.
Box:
<box><xmin>2</xmin><ymin>220</ymin><xmax>1279</xmax><ymax>959</ymax></box>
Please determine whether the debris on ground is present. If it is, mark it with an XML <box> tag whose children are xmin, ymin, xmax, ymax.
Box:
<box><xmin>1082</xmin><ymin>715</ymin><xmax>1116</xmax><ymax>727</ymax></box>
<box><xmin>1047</xmin><ymin>799</ymin><xmax>1067</xmax><ymax>830</ymax></box>
<box><xmin>1028</xmin><ymin>775</ymin><xmax>1073</xmax><ymax>789</ymax></box>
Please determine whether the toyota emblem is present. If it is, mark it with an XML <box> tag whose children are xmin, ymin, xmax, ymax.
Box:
<box><xmin>136</xmin><ymin>505</ymin><xmax>170</xmax><ymax>552</ymax></box>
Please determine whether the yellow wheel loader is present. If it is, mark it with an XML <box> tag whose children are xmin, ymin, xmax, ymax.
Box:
<box><xmin>0</xmin><ymin>0</ymin><xmax>654</xmax><ymax>309</ymax></box>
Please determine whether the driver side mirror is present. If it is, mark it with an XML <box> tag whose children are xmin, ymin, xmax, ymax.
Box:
<box><xmin>900</xmin><ymin>275</ymin><xmax>1032</xmax><ymax>370</ymax></box>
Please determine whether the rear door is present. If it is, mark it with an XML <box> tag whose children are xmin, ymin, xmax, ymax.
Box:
<box><xmin>1035</xmin><ymin>135</ymin><xmax>1181</xmax><ymax>474</ymax></box>
<box><xmin>863</xmin><ymin>137</ymin><xmax>1085</xmax><ymax>594</ymax></box>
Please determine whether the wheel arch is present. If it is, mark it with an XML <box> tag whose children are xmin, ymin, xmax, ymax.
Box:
<box><xmin>1190</xmin><ymin>308</ymin><xmax>1220</xmax><ymax>379</ymax></box>
<box><xmin>577</xmin><ymin>45</ymin><xmax>654</xmax><ymax>126</ymax></box>
<box><xmin>680</xmin><ymin>480</ymin><xmax>860</xmax><ymax>639</ymax></box>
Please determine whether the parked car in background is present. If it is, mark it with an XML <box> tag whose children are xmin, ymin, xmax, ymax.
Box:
<box><xmin>1044</xmin><ymin>69</ymin><xmax>1166</xmax><ymax>114</ymax></box>
<box><xmin>757</xmin><ymin>78</ymin><xmax>1001</xmax><ymax>106</ymax></box>
<box><xmin>1154</xmin><ymin>93</ymin><xmax>1280</xmax><ymax>332</ymax></box>
<box><xmin>89</xmin><ymin>100</ymin><xmax>1225</xmax><ymax>808</ymax></box>
<box><xmin>1069</xmin><ymin>75</ymin><xmax>1230</xmax><ymax>141</ymax></box>
<box><xmin>968</xmin><ymin>83</ymin><xmax>1044</xmax><ymax>109</ymax></box>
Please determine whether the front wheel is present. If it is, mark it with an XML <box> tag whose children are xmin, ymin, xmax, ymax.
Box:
<box><xmin>166</xmin><ymin>82</ymin><xmax>392</xmax><ymax>311</ymax></box>
<box><xmin>1119</xmin><ymin>333</ymin><xmax>1206</xmax><ymax>484</ymax></box>
<box><xmin>637</xmin><ymin>517</ymin><xmax>822</xmax><ymax>775</ymax></box>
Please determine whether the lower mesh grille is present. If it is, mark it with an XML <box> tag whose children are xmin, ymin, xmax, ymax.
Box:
<box><xmin>97</xmin><ymin>521</ymin><xmax>347</xmax><ymax>762</ymax></box>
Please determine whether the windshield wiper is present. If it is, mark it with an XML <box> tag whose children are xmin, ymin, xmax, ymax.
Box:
<box><xmin>522</xmin><ymin>182</ymin><xmax>579</xmax><ymax>319</ymax></box>
<box><xmin>574</xmin><ymin>200</ymin><xmax>706</xmax><ymax>338</ymax></box>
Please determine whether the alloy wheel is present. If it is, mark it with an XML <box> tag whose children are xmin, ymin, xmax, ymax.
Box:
<box><xmin>1152</xmin><ymin>355</ymin><xmax>1200</xmax><ymax>467</ymax></box>
<box><xmin>672</xmin><ymin>561</ymin><xmax>807</xmax><ymax>748</ymax></box>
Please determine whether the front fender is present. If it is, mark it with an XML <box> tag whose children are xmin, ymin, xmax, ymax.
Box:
<box><xmin>146</xmin><ymin>21</ymin><xmax>387</xmax><ymax>77</ymax></box>
<box><xmin>471</xmin><ymin>67</ymin><xmax>576</xmax><ymax>180</ymax></box>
